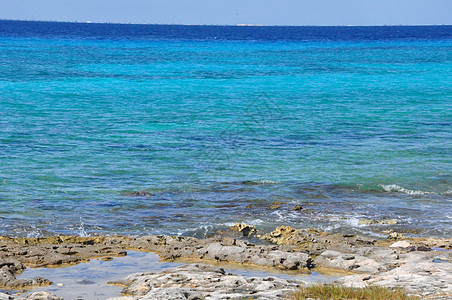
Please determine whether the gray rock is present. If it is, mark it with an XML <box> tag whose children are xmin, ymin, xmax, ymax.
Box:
<box><xmin>337</xmin><ymin>251</ymin><xmax>452</xmax><ymax>297</ymax></box>
<box><xmin>0</xmin><ymin>258</ymin><xmax>51</xmax><ymax>289</ymax></box>
<box><xmin>0</xmin><ymin>293</ymin><xmax>13</xmax><ymax>300</ymax></box>
<box><xmin>146</xmin><ymin>236</ymin><xmax>313</xmax><ymax>271</ymax></box>
<box><xmin>110</xmin><ymin>264</ymin><xmax>303</xmax><ymax>299</ymax></box>
<box><xmin>22</xmin><ymin>291</ymin><xmax>63</xmax><ymax>300</ymax></box>
<box><xmin>315</xmin><ymin>250</ymin><xmax>383</xmax><ymax>274</ymax></box>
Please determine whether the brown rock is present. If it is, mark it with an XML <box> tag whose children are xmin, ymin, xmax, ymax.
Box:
<box><xmin>292</xmin><ymin>205</ymin><xmax>303</xmax><ymax>211</ymax></box>
<box><xmin>230</xmin><ymin>223</ymin><xmax>257</xmax><ymax>237</ymax></box>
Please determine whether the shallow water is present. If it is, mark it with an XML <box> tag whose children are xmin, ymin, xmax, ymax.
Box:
<box><xmin>18</xmin><ymin>251</ymin><xmax>336</xmax><ymax>299</ymax></box>
<box><xmin>0</xmin><ymin>21</ymin><xmax>451</xmax><ymax>238</ymax></box>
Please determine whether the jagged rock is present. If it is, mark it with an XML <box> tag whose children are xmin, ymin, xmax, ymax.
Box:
<box><xmin>0</xmin><ymin>258</ymin><xmax>25</xmax><ymax>274</ymax></box>
<box><xmin>292</xmin><ymin>204</ymin><xmax>303</xmax><ymax>211</ymax></box>
<box><xmin>0</xmin><ymin>258</ymin><xmax>51</xmax><ymax>289</ymax></box>
<box><xmin>388</xmin><ymin>231</ymin><xmax>406</xmax><ymax>240</ymax></box>
<box><xmin>110</xmin><ymin>264</ymin><xmax>303</xmax><ymax>299</ymax></box>
<box><xmin>230</xmin><ymin>223</ymin><xmax>257</xmax><ymax>237</ymax></box>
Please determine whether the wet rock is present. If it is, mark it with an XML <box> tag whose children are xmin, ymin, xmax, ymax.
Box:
<box><xmin>122</xmin><ymin>190</ymin><xmax>154</xmax><ymax>197</ymax></box>
<box><xmin>0</xmin><ymin>237</ymin><xmax>126</xmax><ymax>268</ymax></box>
<box><xmin>359</xmin><ymin>219</ymin><xmax>398</xmax><ymax>225</ymax></box>
<box><xmin>292</xmin><ymin>204</ymin><xmax>303</xmax><ymax>211</ymax></box>
<box><xmin>0</xmin><ymin>258</ymin><xmax>51</xmax><ymax>289</ymax></box>
<box><xmin>0</xmin><ymin>258</ymin><xmax>25</xmax><ymax>274</ymax></box>
<box><xmin>267</xmin><ymin>201</ymin><xmax>284</xmax><ymax>210</ymax></box>
<box><xmin>230</xmin><ymin>223</ymin><xmax>257</xmax><ymax>237</ymax></box>
<box><xmin>110</xmin><ymin>264</ymin><xmax>303</xmax><ymax>300</ymax></box>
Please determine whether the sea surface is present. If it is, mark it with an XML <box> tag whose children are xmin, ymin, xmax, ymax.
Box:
<box><xmin>0</xmin><ymin>21</ymin><xmax>451</xmax><ymax>238</ymax></box>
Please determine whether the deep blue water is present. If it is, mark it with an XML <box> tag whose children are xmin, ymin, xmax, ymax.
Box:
<box><xmin>0</xmin><ymin>20</ymin><xmax>451</xmax><ymax>238</ymax></box>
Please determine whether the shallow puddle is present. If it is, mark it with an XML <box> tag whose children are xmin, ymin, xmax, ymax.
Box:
<box><xmin>17</xmin><ymin>251</ymin><xmax>338</xmax><ymax>299</ymax></box>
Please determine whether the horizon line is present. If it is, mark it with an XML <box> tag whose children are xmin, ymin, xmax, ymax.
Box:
<box><xmin>1</xmin><ymin>18</ymin><xmax>451</xmax><ymax>27</ymax></box>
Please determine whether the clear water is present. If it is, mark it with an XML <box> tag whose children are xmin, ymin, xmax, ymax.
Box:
<box><xmin>0</xmin><ymin>21</ymin><xmax>451</xmax><ymax>238</ymax></box>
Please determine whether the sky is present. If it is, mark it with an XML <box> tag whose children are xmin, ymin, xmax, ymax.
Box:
<box><xmin>0</xmin><ymin>0</ymin><xmax>451</xmax><ymax>26</ymax></box>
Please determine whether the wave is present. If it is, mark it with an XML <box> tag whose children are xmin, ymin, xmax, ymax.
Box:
<box><xmin>378</xmin><ymin>184</ymin><xmax>432</xmax><ymax>195</ymax></box>
<box><xmin>240</xmin><ymin>180</ymin><xmax>280</xmax><ymax>185</ymax></box>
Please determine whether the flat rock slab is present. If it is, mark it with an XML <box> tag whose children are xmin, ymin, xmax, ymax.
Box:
<box><xmin>109</xmin><ymin>263</ymin><xmax>303</xmax><ymax>300</ymax></box>
<box><xmin>0</xmin><ymin>291</ymin><xmax>61</xmax><ymax>300</ymax></box>
<box><xmin>131</xmin><ymin>236</ymin><xmax>313</xmax><ymax>270</ymax></box>
<box><xmin>337</xmin><ymin>251</ymin><xmax>452</xmax><ymax>298</ymax></box>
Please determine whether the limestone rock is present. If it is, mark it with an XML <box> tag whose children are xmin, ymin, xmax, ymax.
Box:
<box><xmin>315</xmin><ymin>250</ymin><xmax>383</xmax><ymax>274</ymax></box>
<box><xmin>229</xmin><ymin>223</ymin><xmax>257</xmax><ymax>237</ymax></box>
<box><xmin>110</xmin><ymin>264</ymin><xmax>303</xmax><ymax>299</ymax></box>
<box><xmin>338</xmin><ymin>251</ymin><xmax>452</xmax><ymax>297</ymax></box>
<box><xmin>388</xmin><ymin>231</ymin><xmax>406</xmax><ymax>240</ymax></box>
<box><xmin>390</xmin><ymin>240</ymin><xmax>411</xmax><ymax>248</ymax></box>
<box><xmin>22</xmin><ymin>291</ymin><xmax>63</xmax><ymax>300</ymax></box>
<box><xmin>0</xmin><ymin>293</ymin><xmax>13</xmax><ymax>300</ymax></box>
<box><xmin>0</xmin><ymin>258</ymin><xmax>51</xmax><ymax>289</ymax></box>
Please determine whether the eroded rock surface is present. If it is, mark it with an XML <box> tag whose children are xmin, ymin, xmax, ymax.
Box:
<box><xmin>109</xmin><ymin>263</ymin><xmax>303</xmax><ymax>300</ymax></box>
<box><xmin>337</xmin><ymin>251</ymin><xmax>452</xmax><ymax>298</ymax></box>
<box><xmin>229</xmin><ymin>223</ymin><xmax>257</xmax><ymax>237</ymax></box>
<box><xmin>258</xmin><ymin>225</ymin><xmax>451</xmax><ymax>255</ymax></box>
<box><xmin>0</xmin><ymin>291</ymin><xmax>62</xmax><ymax>300</ymax></box>
<box><xmin>0</xmin><ymin>236</ymin><xmax>127</xmax><ymax>268</ymax></box>
<box><xmin>0</xmin><ymin>258</ymin><xmax>51</xmax><ymax>289</ymax></box>
<box><xmin>130</xmin><ymin>235</ymin><xmax>313</xmax><ymax>270</ymax></box>
<box><xmin>0</xmin><ymin>226</ymin><xmax>451</xmax><ymax>298</ymax></box>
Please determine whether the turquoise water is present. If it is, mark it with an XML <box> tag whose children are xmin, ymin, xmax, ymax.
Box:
<box><xmin>0</xmin><ymin>22</ymin><xmax>451</xmax><ymax>238</ymax></box>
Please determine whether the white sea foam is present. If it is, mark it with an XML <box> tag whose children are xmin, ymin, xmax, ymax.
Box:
<box><xmin>256</xmin><ymin>180</ymin><xmax>279</xmax><ymax>184</ymax></box>
<box><xmin>242</xmin><ymin>179</ymin><xmax>279</xmax><ymax>185</ymax></box>
<box><xmin>245</xmin><ymin>219</ymin><xmax>264</xmax><ymax>225</ymax></box>
<box><xmin>79</xmin><ymin>217</ymin><xmax>88</xmax><ymax>237</ymax></box>
<box><xmin>343</xmin><ymin>217</ymin><xmax>363</xmax><ymax>227</ymax></box>
<box><xmin>379</xmin><ymin>184</ymin><xmax>431</xmax><ymax>195</ymax></box>
<box><xmin>26</xmin><ymin>226</ymin><xmax>40</xmax><ymax>238</ymax></box>
<box><xmin>444</xmin><ymin>189</ymin><xmax>452</xmax><ymax>195</ymax></box>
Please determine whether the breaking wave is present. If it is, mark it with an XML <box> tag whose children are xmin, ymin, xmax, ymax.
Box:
<box><xmin>379</xmin><ymin>184</ymin><xmax>432</xmax><ymax>195</ymax></box>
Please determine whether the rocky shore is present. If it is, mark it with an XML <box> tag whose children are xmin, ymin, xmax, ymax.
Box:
<box><xmin>0</xmin><ymin>225</ymin><xmax>451</xmax><ymax>299</ymax></box>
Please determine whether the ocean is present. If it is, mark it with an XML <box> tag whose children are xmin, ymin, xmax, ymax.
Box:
<box><xmin>0</xmin><ymin>20</ymin><xmax>451</xmax><ymax>238</ymax></box>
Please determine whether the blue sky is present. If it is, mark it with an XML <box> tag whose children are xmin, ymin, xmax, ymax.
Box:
<box><xmin>0</xmin><ymin>0</ymin><xmax>451</xmax><ymax>26</ymax></box>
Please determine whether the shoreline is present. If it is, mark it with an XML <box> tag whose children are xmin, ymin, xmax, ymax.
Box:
<box><xmin>0</xmin><ymin>225</ymin><xmax>451</xmax><ymax>299</ymax></box>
